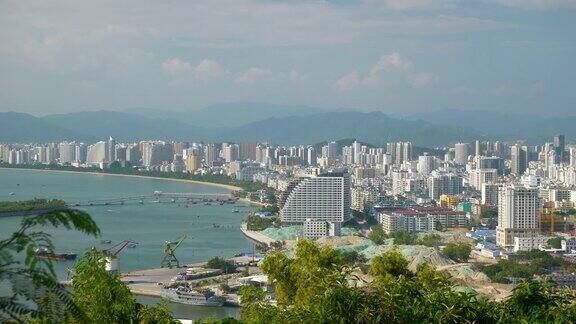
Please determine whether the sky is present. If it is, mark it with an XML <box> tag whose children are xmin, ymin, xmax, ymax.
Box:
<box><xmin>0</xmin><ymin>0</ymin><xmax>575</xmax><ymax>116</ymax></box>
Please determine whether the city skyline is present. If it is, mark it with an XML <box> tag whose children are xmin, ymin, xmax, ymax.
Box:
<box><xmin>1</xmin><ymin>0</ymin><xmax>575</xmax><ymax>116</ymax></box>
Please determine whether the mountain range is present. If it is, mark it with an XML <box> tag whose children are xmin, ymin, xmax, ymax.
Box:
<box><xmin>1</xmin><ymin>103</ymin><xmax>572</xmax><ymax>147</ymax></box>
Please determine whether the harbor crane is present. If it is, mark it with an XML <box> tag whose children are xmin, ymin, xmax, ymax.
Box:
<box><xmin>102</xmin><ymin>240</ymin><xmax>139</xmax><ymax>272</ymax></box>
<box><xmin>161</xmin><ymin>234</ymin><xmax>188</xmax><ymax>268</ymax></box>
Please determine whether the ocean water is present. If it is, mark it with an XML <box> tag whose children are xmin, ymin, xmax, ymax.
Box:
<box><xmin>0</xmin><ymin>168</ymin><xmax>256</xmax><ymax>319</ymax></box>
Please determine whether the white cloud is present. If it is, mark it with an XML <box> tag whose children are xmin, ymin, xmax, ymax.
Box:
<box><xmin>235</xmin><ymin>67</ymin><xmax>273</xmax><ymax>84</ymax></box>
<box><xmin>193</xmin><ymin>59</ymin><xmax>224</xmax><ymax>81</ymax></box>
<box><xmin>408</xmin><ymin>72</ymin><xmax>437</xmax><ymax>87</ymax></box>
<box><xmin>287</xmin><ymin>70</ymin><xmax>309</xmax><ymax>82</ymax></box>
<box><xmin>337</xmin><ymin>53</ymin><xmax>436</xmax><ymax>90</ymax></box>
<box><xmin>334</xmin><ymin>71</ymin><xmax>361</xmax><ymax>91</ymax></box>
<box><xmin>491</xmin><ymin>0</ymin><xmax>576</xmax><ymax>9</ymax></box>
<box><xmin>161</xmin><ymin>58</ymin><xmax>192</xmax><ymax>75</ymax></box>
<box><xmin>162</xmin><ymin>58</ymin><xmax>224</xmax><ymax>84</ymax></box>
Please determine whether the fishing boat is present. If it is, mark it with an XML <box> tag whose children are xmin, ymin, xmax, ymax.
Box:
<box><xmin>35</xmin><ymin>247</ymin><xmax>77</xmax><ymax>261</ymax></box>
<box><xmin>160</xmin><ymin>287</ymin><xmax>225</xmax><ymax>307</ymax></box>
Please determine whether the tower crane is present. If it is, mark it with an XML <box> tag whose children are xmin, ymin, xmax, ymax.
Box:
<box><xmin>102</xmin><ymin>240</ymin><xmax>139</xmax><ymax>272</ymax></box>
<box><xmin>161</xmin><ymin>234</ymin><xmax>188</xmax><ymax>268</ymax></box>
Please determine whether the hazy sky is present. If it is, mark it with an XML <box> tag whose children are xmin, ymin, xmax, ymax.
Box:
<box><xmin>1</xmin><ymin>0</ymin><xmax>575</xmax><ymax>116</ymax></box>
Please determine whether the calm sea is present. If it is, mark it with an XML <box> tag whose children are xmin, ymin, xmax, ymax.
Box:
<box><xmin>0</xmin><ymin>168</ymin><xmax>256</xmax><ymax>320</ymax></box>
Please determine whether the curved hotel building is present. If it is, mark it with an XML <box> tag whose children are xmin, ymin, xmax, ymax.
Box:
<box><xmin>279</xmin><ymin>171</ymin><xmax>351</xmax><ymax>225</ymax></box>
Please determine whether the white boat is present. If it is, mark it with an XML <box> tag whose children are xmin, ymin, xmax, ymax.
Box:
<box><xmin>160</xmin><ymin>287</ymin><xmax>225</xmax><ymax>307</ymax></box>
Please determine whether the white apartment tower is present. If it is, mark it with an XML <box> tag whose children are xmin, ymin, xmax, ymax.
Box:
<box><xmin>279</xmin><ymin>171</ymin><xmax>351</xmax><ymax>225</ymax></box>
<box><xmin>496</xmin><ymin>185</ymin><xmax>540</xmax><ymax>248</ymax></box>
<box><xmin>454</xmin><ymin>143</ymin><xmax>469</xmax><ymax>165</ymax></box>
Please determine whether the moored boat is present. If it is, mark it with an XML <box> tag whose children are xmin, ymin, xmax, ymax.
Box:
<box><xmin>160</xmin><ymin>286</ymin><xmax>225</xmax><ymax>307</ymax></box>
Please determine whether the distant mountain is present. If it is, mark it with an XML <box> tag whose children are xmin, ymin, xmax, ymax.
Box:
<box><xmin>411</xmin><ymin>109</ymin><xmax>576</xmax><ymax>143</ymax></box>
<box><xmin>42</xmin><ymin>110</ymin><xmax>210</xmax><ymax>142</ymax></box>
<box><xmin>126</xmin><ymin>102</ymin><xmax>329</xmax><ymax>128</ymax></box>
<box><xmin>217</xmin><ymin>111</ymin><xmax>482</xmax><ymax>147</ymax></box>
<box><xmin>0</xmin><ymin>112</ymin><xmax>93</xmax><ymax>142</ymax></box>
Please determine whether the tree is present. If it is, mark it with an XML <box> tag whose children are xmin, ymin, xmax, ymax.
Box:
<box><xmin>389</xmin><ymin>230</ymin><xmax>417</xmax><ymax>245</ymax></box>
<box><xmin>72</xmin><ymin>249</ymin><xmax>138</xmax><ymax>323</ymax></box>
<box><xmin>547</xmin><ymin>237</ymin><xmax>562</xmax><ymax>249</ymax></box>
<box><xmin>238</xmin><ymin>239</ymin><xmax>576</xmax><ymax>323</ymax></box>
<box><xmin>417</xmin><ymin>233</ymin><xmax>441</xmax><ymax>247</ymax></box>
<box><xmin>443</xmin><ymin>243</ymin><xmax>472</xmax><ymax>262</ymax></box>
<box><xmin>0</xmin><ymin>209</ymin><xmax>99</xmax><ymax>322</ymax></box>
<box><xmin>369</xmin><ymin>249</ymin><xmax>411</xmax><ymax>278</ymax></box>
<box><xmin>207</xmin><ymin>257</ymin><xmax>236</xmax><ymax>273</ymax></box>
<box><xmin>72</xmin><ymin>249</ymin><xmax>178</xmax><ymax>323</ymax></box>
<box><xmin>367</xmin><ymin>225</ymin><xmax>386</xmax><ymax>244</ymax></box>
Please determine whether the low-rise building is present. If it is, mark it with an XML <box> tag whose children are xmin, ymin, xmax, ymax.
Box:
<box><xmin>513</xmin><ymin>236</ymin><xmax>552</xmax><ymax>252</ymax></box>
<box><xmin>302</xmin><ymin>219</ymin><xmax>341</xmax><ymax>240</ymax></box>
<box><xmin>376</xmin><ymin>206</ymin><xmax>467</xmax><ymax>234</ymax></box>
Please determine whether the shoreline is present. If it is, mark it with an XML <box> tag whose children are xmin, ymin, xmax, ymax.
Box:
<box><xmin>2</xmin><ymin>167</ymin><xmax>243</xmax><ymax>192</ymax></box>
<box><xmin>240</xmin><ymin>222</ymin><xmax>275</xmax><ymax>246</ymax></box>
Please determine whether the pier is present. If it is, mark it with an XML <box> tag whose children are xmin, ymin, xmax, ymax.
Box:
<box><xmin>66</xmin><ymin>192</ymin><xmax>236</xmax><ymax>207</ymax></box>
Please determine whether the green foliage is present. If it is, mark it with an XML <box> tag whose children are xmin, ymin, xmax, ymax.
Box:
<box><xmin>417</xmin><ymin>233</ymin><xmax>441</xmax><ymax>247</ymax></box>
<box><xmin>239</xmin><ymin>240</ymin><xmax>576</xmax><ymax>323</ymax></box>
<box><xmin>72</xmin><ymin>250</ymin><xmax>137</xmax><ymax>323</ymax></box>
<box><xmin>367</xmin><ymin>225</ymin><xmax>386</xmax><ymax>244</ymax></box>
<box><xmin>479</xmin><ymin>250</ymin><xmax>576</xmax><ymax>283</ymax></box>
<box><xmin>443</xmin><ymin>243</ymin><xmax>472</xmax><ymax>262</ymax></box>
<box><xmin>219</xmin><ymin>283</ymin><xmax>232</xmax><ymax>293</ymax></box>
<box><xmin>0</xmin><ymin>208</ymin><xmax>99</xmax><ymax>322</ymax></box>
<box><xmin>369</xmin><ymin>249</ymin><xmax>411</xmax><ymax>278</ymax></box>
<box><xmin>72</xmin><ymin>249</ymin><xmax>177</xmax><ymax>323</ymax></box>
<box><xmin>137</xmin><ymin>301</ymin><xmax>178</xmax><ymax>324</ymax></box>
<box><xmin>480</xmin><ymin>208</ymin><xmax>498</xmax><ymax>219</ymax></box>
<box><xmin>547</xmin><ymin>237</ymin><xmax>562</xmax><ymax>249</ymax></box>
<box><xmin>336</xmin><ymin>250</ymin><xmax>367</xmax><ymax>266</ymax></box>
<box><xmin>269</xmin><ymin>240</ymin><xmax>285</xmax><ymax>251</ymax></box>
<box><xmin>258</xmin><ymin>204</ymin><xmax>279</xmax><ymax>215</ymax></box>
<box><xmin>207</xmin><ymin>257</ymin><xmax>237</xmax><ymax>273</ymax></box>
<box><xmin>245</xmin><ymin>214</ymin><xmax>276</xmax><ymax>231</ymax></box>
<box><xmin>389</xmin><ymin>230</ymin><xmax>417</xmax><ymax>245</ymax></box>
<box><xmin>0</xmin><ymin>198</ymin><xmax>66</xmax><ymax>213</ymax></box>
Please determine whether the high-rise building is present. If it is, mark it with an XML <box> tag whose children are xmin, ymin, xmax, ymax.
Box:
<box><xmin>58</xmin><ymin>142</ymin><xmax>76</xmax><ymax>164</ymax></box>
<box><xmin>240</xmin><ymin>142</ymin><xmax>257</xmax><ymax>161</ymax></box>
<box><xmin>86</xmin><ymin>141</ymin><xmax>108</xmax><ymax>164</ymax></box>
<box><xmin>222</xmin><ymin>143</ymin><xmax>239</xmax><ymax>163</ymax></box>
<box><xmin>554</xmin><ymin>134</ymin><xmax>565</xmax><ymax>162</ymax></box>
<box><xmin>126</xmin><ymin>145</ymin><xmax>141</xmax><ymax>165</ymax></box>
<box><xmin>427</xmin><ymin>171</ymin><xmax>463</xmax><ymax>199</ymax></box>
<box><xmin>482</xmin><ymin>183</ymin><xmax>500</xmax><ymax>207</ymax></box>
<box><xmin>306</xmin><ymin>146</ymin><xmax>317</xmax><ymax>166</ymax></box>
<box><xmin>108</xmin><ymin>137</ymin><xmax>116</xmax><ymax>162</ymax></box>
<box><xmin>469</xmin><ymin>169</ymin><xmax>498</xmax><ymax>191</ymax></box>
<box><xmin>204</xmin><ymin>144</ymin><xmax>218</xmax><ymax>166</ymax></box>
<box><xmin>185</xmin><ymin>153</ymin><xmax>201</xmax><ymax>172</ymax></box>
<box><xmin>475</xmin><ymin>140</ymin><xmax>482</xmax><ymax>156</ymax></box>
<box><xmin>510</xmin><ymin>144</ymin><xmax>528</xmax><ymax>176</ymax></box>
<box><xmin>142</xmin><ymin>141</ymin><xmax>173</xmax><ymax>167</ymax></box>
<box><xmin>279</xmin><ymin>171</ymin><xmax>351</xmax><ymax>225</ymax></box>
<box><xmin>454</xmin><ymin>143</ymin><xmax>469</xmax><ymax>165</ymax></box>
<box><xmin>417</xmin><ymin>154</ymin><xmax>435</xmax><ymax>175</ymax></box>
<box><xmin>496</xmin><ymin>185</ymin><xmax>540</xmax><ymax>247</ymax></box>
<box><xmin>75</xmin><ymin>143</ymin><xmax>87</xmax><ymax>163</ymax></box>
<box><xmin>477</xmin><ymin>156</ymin><xmax>505</xmax><ymax>175</ymax></box>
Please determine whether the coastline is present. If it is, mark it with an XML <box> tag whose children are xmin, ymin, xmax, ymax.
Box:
<box><xmin>1</xmin><ymin>167</ymin><xmax>242</xmax><ymax>192</ymax></box>
<box><xmin>240</xmin><ymin>222</ymin><xmax>274</xmax><ymax>246</ymax></box>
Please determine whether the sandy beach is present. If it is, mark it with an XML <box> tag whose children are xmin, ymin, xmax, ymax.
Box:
<box><xmin>2</xmin><ymin>167</ymin><xmax>243</xmax><ymax>192</ymax></box>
